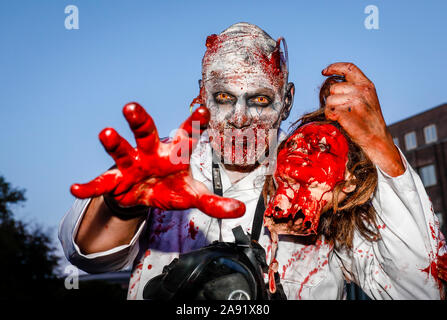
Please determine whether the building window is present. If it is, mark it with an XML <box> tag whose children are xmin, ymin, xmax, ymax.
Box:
<box><xmin>393</xmin><ymin>137</ymin><xmax>399</xmax><ymax>148</ymax></box>
<box><xmin>424</xmin><ymin>124</ymin><xmax>437</xmax><ymax>144</ymax></box>
<box><xmin>419</xmin><ymin>164</ymin><xmax>437</xmax><ymax>187</ymax></box>
<box><xmin>436</xmin><ymin>213</ymin><xmax>443</xmax><ymax>232</ymax></box>
<box><xmin>404</xmin><ymin>131</ymin><xmax>417</xmax><ymax>150</ymax></box>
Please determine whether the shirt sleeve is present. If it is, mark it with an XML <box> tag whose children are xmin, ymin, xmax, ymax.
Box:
<box><xmin>58</xmin><ymin>198</ymin><xmax>147</xmax><ymax>274</ymax></box>
<box><xmin>334</xmin><ymin>149</ymin><xmax>445</xmax><ymax>299</ymax></box>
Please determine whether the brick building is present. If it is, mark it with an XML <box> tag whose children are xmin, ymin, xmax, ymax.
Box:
<box><xmin>388</xmin><ymin>103</ymin><xmax>447</xmax><ymax>234</ymax></box>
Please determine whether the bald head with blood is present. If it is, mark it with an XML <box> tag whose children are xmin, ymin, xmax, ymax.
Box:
<box><xmin>198</xmin><ymin>22</ymin><xmax>293</xmax><ymax>169</ymax></box>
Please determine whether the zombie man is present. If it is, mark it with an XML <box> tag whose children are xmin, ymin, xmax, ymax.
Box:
<box><xmin>59</xmin><ymin>23</ymin><xmax>445</xmax><ymax>299</ymax></box>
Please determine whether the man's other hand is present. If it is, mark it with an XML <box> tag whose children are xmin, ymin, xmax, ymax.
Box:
<box><xmin>322</xmin><ymin>62</ymin><xmax>405</xmax><ymax>177</ymax></box>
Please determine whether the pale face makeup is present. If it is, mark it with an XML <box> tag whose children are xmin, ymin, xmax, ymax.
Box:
<box><xmin>201</xmin><ymin>32</ymin><xmax>288</xmax><ymax>170</ymax></box>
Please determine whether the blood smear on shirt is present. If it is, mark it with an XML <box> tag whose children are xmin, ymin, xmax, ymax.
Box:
<box><xmin>188</xmin><ymin>220</ymin><xmax>199</xmax><ymax>240</ymax></box>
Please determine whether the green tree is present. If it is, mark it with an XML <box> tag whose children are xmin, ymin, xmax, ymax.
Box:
<box><xmin>0</xmin><ymin>175</ymin><xmax>128</xmax><ymax>300</ymax></box>
<box><xmin>0</xmin><ymin>175</ymin><xmax>25</xmax><ymax>221</ymax></box>
<box><xmin>0</xmin><ymin>175</ymin><xmax>60</xmax><ymax>299</ymax></box>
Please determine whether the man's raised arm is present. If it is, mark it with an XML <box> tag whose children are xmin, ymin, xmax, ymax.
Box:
<box><xmin>64</xmin><ymin>102</ymin><xmax>245</xmax><ymax>256</ymax></box>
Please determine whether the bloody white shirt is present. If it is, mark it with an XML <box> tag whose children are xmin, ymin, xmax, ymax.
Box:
<box><xmin>58</xmin><ymin>131</ymin><xmax>446</xmax><ymax>300</ymax></box>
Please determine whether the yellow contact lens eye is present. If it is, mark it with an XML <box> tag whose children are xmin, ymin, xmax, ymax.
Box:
<box><xmin>218</xmin><ymin>93</ymin><xmax>230</xmax><ymax>100</ymax></box>
<box><xmin>253</xmin><ymin>96</ymin><xmax>269</xmax><ymax>104</ymax></box>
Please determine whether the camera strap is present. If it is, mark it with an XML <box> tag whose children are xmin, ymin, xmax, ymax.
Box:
<box><xmin>211</xmin><ymin>152</ymin><xmax>265</xmax><ymax>242</ymax></box>
<box><xmin>211</xmin><ymin>154</ymin><xmax>286</xmax><ymax>300</ymax></box>
<box><xmin>211</xmin><ymin>153</ymin><xmax>224</xmax><ymax>242</ymax></box>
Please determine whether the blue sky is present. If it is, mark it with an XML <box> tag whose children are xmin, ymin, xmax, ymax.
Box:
<box><xmin>0</xmin><ymin>0</ymin><xmax>446</xmax><ymax>263</ymax></box>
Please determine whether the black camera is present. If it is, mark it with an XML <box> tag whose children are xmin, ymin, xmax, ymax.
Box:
<box><xmin>142</xmin><ymin>226</ymin><xmax>285</xmax><ymax>300</ymax></box>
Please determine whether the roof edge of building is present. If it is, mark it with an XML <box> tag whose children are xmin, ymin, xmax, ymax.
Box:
<box><xmin>388</xmin><ymin>103</ymin><xmax>447</xmax><ymax>127</ymax></box>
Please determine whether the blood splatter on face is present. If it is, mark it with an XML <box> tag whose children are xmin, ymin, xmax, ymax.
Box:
<box><xmin>200</xmin><ymin>24</ymin><xmax>288</xmax><ymax>168</ymax></box>
<box><xmin>265</xmin><ymin>122</ymin><xmax>350</xmax><ymax>236</ymax></box>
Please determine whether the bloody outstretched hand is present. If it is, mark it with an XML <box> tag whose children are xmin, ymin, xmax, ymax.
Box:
<box><xmin>322</xmin><ymin>62</ymin><xmax>405</xmax><ymax>177</ymax></box>
<box><xmin>70</xmin><ymin>102</ymin><xmax>246</xmax><ymax>219</ymax></box>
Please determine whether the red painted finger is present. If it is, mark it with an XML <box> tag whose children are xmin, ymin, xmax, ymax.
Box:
<box><xmin>173</xmin><ymin>106</ymin><xmax>211</xmax><ymax>157</ymax></box>
<box><xmin>123</xmin><ymin>102</ymin><xmax>160</xmax><ymax>153</ymax></box>
<box><xmin>99</xmin><ymin>128</ymin><xmax>135</xmax><ymax>169</ymax></box>
<box><xmin>322</xmin><ymin>62</ymin><xmax>370</xmax><ymax>84</ymax></box>
<box><xmin>178</xmin><ymin>106</ymin><xmax>210</xmax><ymax>137</ymax></box>
<box><xmin>70</xmin><ymin>171</ymin><xmax>121</xmax><ymax>199</ymax></box>
<box><xmin>196</xmin><ymin>194</ymin><xmax>246</xmax><ymax>219</ymax></box>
